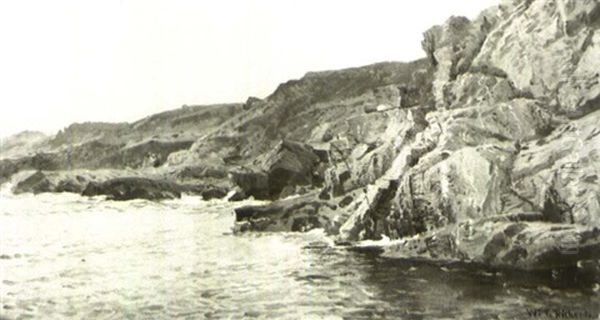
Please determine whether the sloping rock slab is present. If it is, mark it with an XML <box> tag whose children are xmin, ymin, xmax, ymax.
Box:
<box><xmin>380</xmin><ymin>215</ymin><xmax>600</xmax><ymax>271</ymax></box>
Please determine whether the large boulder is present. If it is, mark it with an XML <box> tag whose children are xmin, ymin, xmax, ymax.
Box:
<box><xmin>12</xmin><ymin>171</ymin><xmax>51</xmax><ymax>194</ymax></box>
<box><xmin>260</xmin><ymin>140</ymin><xmax>323</xmax><ymax>199</ymax></box>
<box><xmin>233</xmin><ymin>193</ymin><xmax>337</xmax><ymax>233</ymax></box>
<box><xmin>230</xmin><ymin>169</ymin><xmax>270</xmax><ymax>200</ymax></box>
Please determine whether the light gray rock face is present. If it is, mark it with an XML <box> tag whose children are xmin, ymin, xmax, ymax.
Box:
<box><xmin>512</xmin><ymin>109</ymin><xmax>600</xmax><ymax>226</ymax></box>
<box><xmin>473</xmin><ymin>0</ymin><xmax>600</xmax><ymax>117</ymax></box>
<box><xmin>337</xmin><ymin>97</ymin><xmax>554</xmax><ymax>242</ymax></box>
<box><xmin>331</xmin><ymin>0</ymin><xmax>600</xmax><ymax>271</ymax></box>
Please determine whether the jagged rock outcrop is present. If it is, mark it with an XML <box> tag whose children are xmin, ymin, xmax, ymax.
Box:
<box><xmin>472</xmin><ymin>0</ymin><xmax>600</xmax><ymax>117</ymax></box>
<box><xmin>381</xmin><ymin>215</ymin><xmax>600</xmax><ymax>271</ymax></box>
<box><xmin>325</xmin><ymin>0</ymin><xmax>600</xmax><ymax>271</ymax></box>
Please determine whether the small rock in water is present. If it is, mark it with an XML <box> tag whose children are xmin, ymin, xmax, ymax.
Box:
<box><xmin>303</xmin><ymin>241</ymin><xmax>330</xmax><ymax>250</ymax></box>
<box><xmin>244</xmin><ymin>311</ymin><xmax>261</xmax><ymax>318</ymax></box>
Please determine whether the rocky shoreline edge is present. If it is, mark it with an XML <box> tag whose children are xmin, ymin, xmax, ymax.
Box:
<box><xmin>2</xmin><ymin>0</ymin><xmax>600</xmax><ymax>274</ymax></box>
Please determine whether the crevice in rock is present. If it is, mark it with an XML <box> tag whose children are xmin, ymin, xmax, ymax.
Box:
<box><xmin>542</xmin><ymin>185</ymin><xmax>575</xmax><ymax>224</ymax></box>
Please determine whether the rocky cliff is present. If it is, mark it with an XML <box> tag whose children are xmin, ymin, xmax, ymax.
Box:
<box><xmin>2</xmin><ymin>0</ymin><xmax>599</xmax><ymax>270</ymax></box>
<box><xmin>234</xmin><ymin>0</ymin><xmax>600</xmax><ymax>271</ymax></box>
<box><xmin>2</xmin><ymin>60</ymin><xmax>429</xmax><ymax>201</ymax></box>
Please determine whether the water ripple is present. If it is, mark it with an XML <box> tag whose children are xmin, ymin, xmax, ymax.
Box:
<box><xmin>0</xmin><ymin>192</ymin><xmax>599</xmax><ymax>319</ymax></box>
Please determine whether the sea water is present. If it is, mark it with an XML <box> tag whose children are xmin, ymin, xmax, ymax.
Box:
<box><xmin>1</xmin><ymin>186</ymin><xmax>598</xmax><ymax>319</ymax></box>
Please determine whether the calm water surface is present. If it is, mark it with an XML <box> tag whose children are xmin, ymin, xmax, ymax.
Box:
<box><xmin>1</xmin><ymin>186</ymin><xmax>599</xmax><ymax>319</ymax></box>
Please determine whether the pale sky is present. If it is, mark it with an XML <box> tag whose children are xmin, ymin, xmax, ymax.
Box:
<box><xmin>0</xmin><ymin>0</ymin><xmax>498</xmax><ymax>137</ymax></box>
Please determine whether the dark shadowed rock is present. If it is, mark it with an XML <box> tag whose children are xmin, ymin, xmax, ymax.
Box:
<box><xmin>0</xmin><ymin>159</ymin><xmax>19</xmax><ymax>185</ymax></box>
<box><xmin>233</xmin><ymin>193</ymin><xmax>337</xmax><ymax>233</ymax></box>
<box><xmin>200</xmin><ymin>186</ymin><xmax>229</xmax><ymax>201</ymax></box>
<box><xmin>12</xmin><ymin>171</ymin><xmax>50</xmax><ymax>194</ymax></box>
<box><xmin>82</xmin><ymin>177</ymin><xmax>182</xmax><ymax>201</ymax></box>
<box><xmin>261</xmin><ymin>140</ymin><xmax>323</xmax><ymax>199</ymax></box>
<box><xmin>230</xmin><ymin>170</ymin><xmax>270</xmax><ymax>200</ymax></box>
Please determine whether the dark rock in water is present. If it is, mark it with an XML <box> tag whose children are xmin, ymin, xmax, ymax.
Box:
<box><xmin>82</xmin><ymin>177</ymin><xmax>181</xmax><ymax>201</ymax></box>
<box><xmin>0</xmin><ymin>153</ymin><xmax>59</xmax><ymax>185</ymax></box>
<box><xmin>13</xmin><ymin>171</ymin><xmax>50</xmax><ymax>194</ymax></box>
<box><xmin>200</xmin><ymin>187</ymin><xmax>228</xmax><ymax>201</ymax></box>
<box><xmin>233</xmin><ymin>193</ymin><xmax>337</xmax><ymax>233</ymax></box>
<box><xmin>55</xmin><ymin>178</ymin><xmax>86</xmax><ymax>193</ymax></box>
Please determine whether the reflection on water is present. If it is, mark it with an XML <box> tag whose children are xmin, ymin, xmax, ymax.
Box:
<box><xmin>1</xmin><ymin>191</ymin><xmax>598</xmax><ymax>319</ymax></box>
